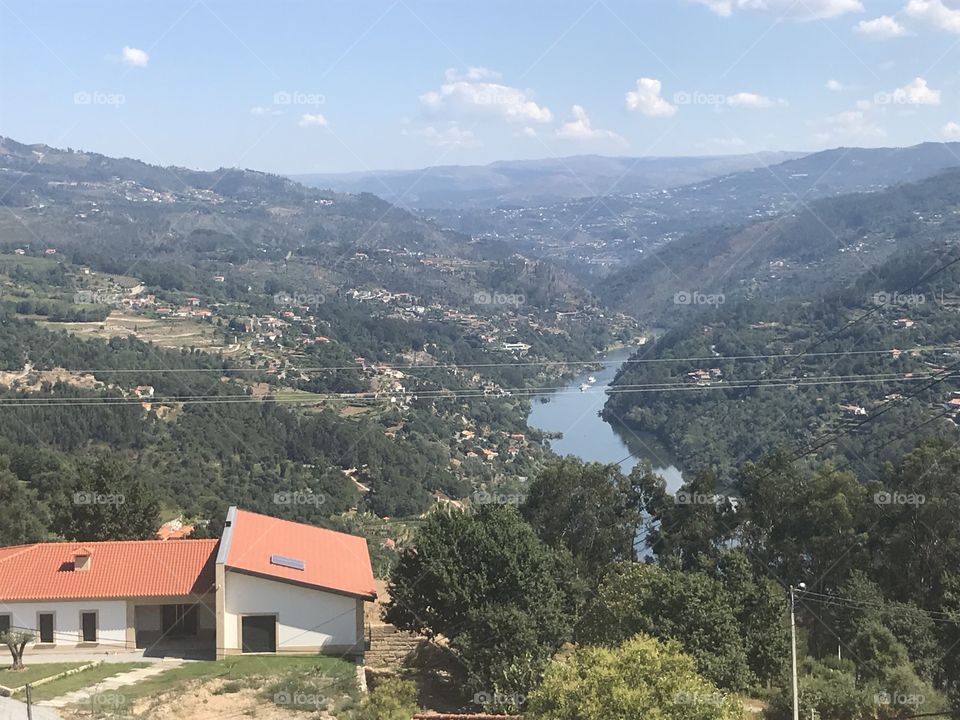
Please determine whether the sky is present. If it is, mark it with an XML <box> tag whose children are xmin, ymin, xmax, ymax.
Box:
<box><xmin>2</xmin><ymin>0</ymin><xmax>960</xmax><ymax>173</ymax></box>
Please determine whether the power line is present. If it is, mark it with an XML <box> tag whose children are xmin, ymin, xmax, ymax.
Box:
<box><xmin>0</xmin><ymin>372</ymin><xmax>945</xmax><ymax>408</ymax></box>
<box><xmin>21</xmin><ymin>345</ymin><xmax>955</xmax><ymax>376</ymax></box>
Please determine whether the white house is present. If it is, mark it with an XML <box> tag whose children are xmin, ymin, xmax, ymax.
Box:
<box><xmin>0</xmin><ymin>507</ymin><xmax>377</xmax><ymax>659</ymax></box>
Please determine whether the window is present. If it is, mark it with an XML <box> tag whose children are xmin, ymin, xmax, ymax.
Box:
<box><xmin>0</xmin><ymin>614</ymin><xmax>10</xmax><ymax>634</ymax></box>
<box><xmin>80</xmin><ymin>611</ymin><xmax>97</xmax><ymax>643</ymax></box>
<box><xmin>161</xmin><ymin>604</ymin><xmax>197</xmax><ymax>637</ymax></box>
<box><xmin>37</xmin><ymin>613</ymin><xmax>54</xmax><ymax>644</ymax></box>
<box><xmin>241</xmin><ymin>615</ymin><xmax>277</xmax><ymax>653</ymax></box>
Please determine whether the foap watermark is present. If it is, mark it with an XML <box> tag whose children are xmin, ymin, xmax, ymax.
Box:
<box><xmin>74</xmin><ymin>491</ymin><xmax>125</xmax><ymax>506</ymax></box>
<box><xmin>73</xmin><ymin>90</ymin><xmax>126</xmax><ymax>108</ymax></box>
<box><xmin>274</xmin><ymin>690</ymin><xmax>325</xmax><ymax>709</ymax></box>
<box><xmin>273</xmin><ymin>90</ymin><xmax>326</xmax><ymax>108</ymax></box>
<box><xmin>273</xmin><ymin>291</ymin><xmax>325</xmax><ymax>306</ymax></box>
<box><xmin>78</xmin><ymin>692</ymin><xmax>126</xmax><ymax>709</ymax></box>
<box><xmin>675</xmin><ymin>491</ymin><xmax>720</xmax><ymax>506</ymax></box>
<box><xmin>874</xmin><ymin>491</ymin><xmax>925</xmax><ymax>506</ymax></box>
<box><xmin>872</xmin><ymin>291</ymin><xmax>925</xmax><ymax>307</ymax></box>
<box><xmin>473</xmin><ymin>691</ymin><xmax>526</xmax><ymax>707</ymax></box>
<box><xmin>674</xmin><ymin>690</ymin><xmax>725</xmax><ymax>706</ymax></box>
<box><xmin>674</xmin><ymin>290</ymin><xmax>724</xmax><ymax>307</ymax></box>
<box><xmin>74</xmin><ymin>290</ymin><xmax>123</xmax><ymax>305</ymax></box>
<box><xmin>273</xmin><ymin>491</ymin><xmax>325</xmax><ymax>508</ymax></box>
<box><xmin>474</xmin><ymin>291</ymin><xmax>525</xmax><ymax>307</ymax></box>
<box><xmin>875</xmin><ymin>691</ymin><xmax>925</xmax><ymax>709</ymax></box>
<box><xmin>673</xmin><ymin>91</ymin><xmax>733</xmax><ymax>108</ymax></box>
<box><xmin>472</xmin><ymin>490</ymin><xmax>525</xmax><ymax>506</ymax></box>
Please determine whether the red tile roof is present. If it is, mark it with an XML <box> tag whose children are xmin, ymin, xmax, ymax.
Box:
<box><xmin>0</xmin><ymin>539</ymin><xmax>217</xmax><ymax>600</ymax></box>
<box><xmin>223</xmin><ymin>509</ymin><xmax>376</xmax><ymax>600</ymax></box>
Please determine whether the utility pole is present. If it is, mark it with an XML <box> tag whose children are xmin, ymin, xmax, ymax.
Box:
<box><xmin>790</xmin><ymin>583</ymin><xmax>805</xmax><ymax>720</ymax></box>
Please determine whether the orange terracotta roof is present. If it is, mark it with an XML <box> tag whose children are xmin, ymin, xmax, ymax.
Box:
<box><xmin>0</xmin><ymin>539</ymin><xmax>217</xmax><ymax>600</ymax></box>
<box><xmin>223</xmin><ymin>509</ymin><xmax>376</xmax><ymax>600</ymax></box>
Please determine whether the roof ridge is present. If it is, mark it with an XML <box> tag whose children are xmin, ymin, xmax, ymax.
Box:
<box><xmin>0</xmin><ymin>544</ymin><xmax>40</xmax><ymax>564</ymax></box>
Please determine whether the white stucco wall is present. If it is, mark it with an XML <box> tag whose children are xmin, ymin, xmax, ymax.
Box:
<box><xmin>222</xmin><ymin>571</ymin><xmax>358</xmax><ymax>651</ymax></box>
<box><xmin>0</xmin><ymin>600</ymin><xmax>127</xmax><ymax>650</ymax></box>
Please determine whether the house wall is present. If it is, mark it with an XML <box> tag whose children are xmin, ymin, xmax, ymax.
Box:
<box><xmin>0</xmin><ymin>600</ymin><xmax>127</xmax><ymax>652</ymax></box>
<box><xmin>222</xmin><ymin>571</ymin><xmax>361</xmax><ymax>654</ymax></box>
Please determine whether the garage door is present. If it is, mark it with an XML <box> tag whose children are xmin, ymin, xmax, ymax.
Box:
<box><xmin>241</xmin><ymin>615</ymin><xmax>277</xmax><ymax>653</ymax></box>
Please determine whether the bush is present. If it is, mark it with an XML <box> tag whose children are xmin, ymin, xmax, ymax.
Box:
<box><xmin>355</xmin><ymin>677</ymin><xmax>419</xmax><ymax>720</ymax></box>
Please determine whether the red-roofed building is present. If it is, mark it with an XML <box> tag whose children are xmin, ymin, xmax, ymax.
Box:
<box><xmin>0</xmin><ymin>507</ymin><xmax>375</xmax><ymax>661</ymax></box>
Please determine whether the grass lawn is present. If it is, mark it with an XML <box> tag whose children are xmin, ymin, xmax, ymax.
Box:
<box><xmin>0</xmin><ymin>662</ymin><xmax>88</xmax><ymax>689</ymax></box>
<box><xmin>116</xmin><ymin>656</ymin><xmax>358</xmax><ymax>715</ymax></box>
<box><xmin>15</xmin><ymin>663</ymin><xmax>149</xmax><ymax>702</ymax></box>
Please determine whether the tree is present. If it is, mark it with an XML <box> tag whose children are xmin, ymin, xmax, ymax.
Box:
<box><xmin>53</xmin><ymin>454</ymin><xmax>161</xmax><ymax>541</ymax></box>
<box><xmin>0</xmin><ymin>629</ymin><xmax>34</xmax><ymax>670</ymax></box>
<box><xmin>0</xmin><ymin>460</ymin><xmax>48</xmax><ymax>545</ymax></box>
<box><xmin>522</xmin><ymin>459</ymin><xmax>644</xmax><ymax>579</ymax></box>
<box><xmin>577</xmin><ymin>561</ymin><xmax>754</xmax><ymax>691</ymax></box>
<box><xmin>355</xmin><ymin>677</ymin><xmax>419</xmax><ymax>720</ymax></box>
<box><xmin>383</xmin><ymin>505</ymin><xmax>572</xmax><ymax>699</ymax></box>
<box><xmin>526</xmin><ymin>633</ymin><xmax>743</xmax><ymax>720</ymax></box>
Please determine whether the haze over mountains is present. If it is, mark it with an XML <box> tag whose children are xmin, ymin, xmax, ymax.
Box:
<box><xmin>292</xmin><ymin>152</ymin><xmax>803</xmax><ymax>209</ymax></box>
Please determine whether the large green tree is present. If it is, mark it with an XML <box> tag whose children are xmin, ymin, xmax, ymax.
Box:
<box><xmin>522</xmin><ymin>458</ymin><xmax>645</xmax><ymax>578</ymax></box>
<box><xmin>0</xmin><ymin>458</ymin><xmax>48</xmax><ymax>544</ymax></box>
<box><xmin>577</xmin><ymin>561</ymin><xmax>755</xmax><ymax>691</ymax></box>
<box><xmin>383</xmin><ymin>504</ymin><xmax>572</xmax><ymax>701</ymax></box>
<box><xmin>53</xmin><ymin>454</ymin><xmax>161</xmax><ymax>541</ymax></box>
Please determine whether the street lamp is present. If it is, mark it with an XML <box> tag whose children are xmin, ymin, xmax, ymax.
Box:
<box><xmin>790</xmin><ymin>583</ymin><xmax>806</xmax><ymax>720</ymax></box>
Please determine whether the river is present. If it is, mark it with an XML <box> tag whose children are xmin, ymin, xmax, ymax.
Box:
<box><xmin>527</xmin><ymin>346</ymin><xmax>684</xmax><ymax>494</ymax></box>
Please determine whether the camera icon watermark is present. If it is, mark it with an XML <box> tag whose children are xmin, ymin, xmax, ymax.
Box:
<box><xmin>274</xmin><ymin>690</ymin><xmax>324</xmax><ymax>708</ymax></box>
<box><xmin>273</xmin><ymin>291</ymin><xmax>325</xmax><ymax>306</ymax></box>
<box><xmin>674</xmin><ymin>290</ymin><xmax>725</xmax><ymax>306</ymax></box>
<box><xmin>874</xmin><ymin>491</ymin><xmax>925</xmax><ymax>506</ymax></box>
<box><xmin>673</xmin><ymin>91</ymin><xmax>728</xmax><ymax>108</ymax></box>
<box><xmin>872</xmin><ymin>291</ymin><xmax>925</xmax><ymax>307</ymax></box>
<box><xmin>875</xmin><ymin>691</ymin><xmax>925</xmax><ymax>709</ymax></box>
<box><xmin>78</xmin><ymin>692</ymin><xmax>126</xmax><ymax>709</ymax></box>
<box><xmin>472</xmin><ymin>490</ymin><xmax>525</xmax><ymax>506</ymax></box>
<box><xmin>674</xmin><ymin>690</ymin><xmax>725</xmax><ymax>706</ymax></box>
<box><xmin>73</xmin><ymin>91</ymin><xmax>125</xmax><ymax>108</ymax></box>
<box><xmin>74</xmin><ymin>491</ymin><xmax>125</xmax><ymax>506</ymax></box>
<box><xmin>273</xmin><ymin>491</ymin><xmax>325</xmax><ymax>507</ymax></box>
<box><xmin>675</xmin><ymin>491</ymin><xmax>719</xmax><ymax>506</ymax></box>
<box><xmin>473</xmin><ymin>291</ymin><xmax>525</xmax><ymax>307</ymax></box>
<box><xmin>273</xmin><ymin>90</ymin><xmax>326</xmax><ymax>108</ymax></box>
<box><xmin>74</xmin><ymin>290</ymin><xmax>123</xmax><ymax>305</ymax></box>
<box><xmin>473</xmin><ymin>691</ymin><xmax>526</xmax><ymax>707</ymax></box>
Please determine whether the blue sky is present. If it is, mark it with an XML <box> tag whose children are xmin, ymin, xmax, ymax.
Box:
<box><xmin>2</xmin><ymin>0</ymin><xmax>960</xmax><ymax>173</ymax></box>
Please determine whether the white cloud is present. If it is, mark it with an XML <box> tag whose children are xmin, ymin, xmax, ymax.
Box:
<box><xmin>692</xmin><ymin>0</ymin><xmax>733</xmax><ymax>15</ymax></box>
<box><xmin>726</xmin><ymin>91</ymin><xmax>778</xmax><ymax>108</ymax></box>
<box><xmin>941</xmin><ymin>121</ymin><xmax>960</xmax><ymax>139</ymax></box>
<box><xmin>250</xmin><ymin>106</ymin><xmax>282</xmax><ymax>116</ymax></box>
<box><xmin>855</xmin><ymin>15</ymin><xmax>909</xmax><ymax>38</ymax></box>
<box><xmin>826</xmin><ymin>79</ymin><xmax>845</xmax><ymax>91</ymax></box>
<box><xmin>412</xmin><ymin>124</ymin><xmax>480</xmax><ymax>149</ymax></box>
<box><xmin>906</xmin><ymin>0</ymin><xmax>960</xmax><ymax>32</ymax></box>
<box><xmin>692</xmin><ymin>0</ymin><xmax>863</xmax><ymax>20</ymax></box>
<box><xmin>625</xmin><ymin>78</ymin><xmax>677</xmax><ymax>117</ymax></box>
<box><xmin>815</xmin><ymin>107</ymin><xmax>886</xmax><ymax>144</ymax></box>
<box><xmin>298</xmin><ymin>113</ymin><xmax>329</xmax><ymax>127</ymax></box>
<box><xmin>121</xmin><ymin>46</ymin><xmax>149</xmax><ymax>68</ymax></box>
<box><xmin>890</xmin><ymin>77</ymin><xmax>941</xmax><ymax>105</ymax></box>
<box><xmin>420</xmin><ymin>68</ymin><xmax>552</xmax><ymax>124</ymax></box>
<box><xmin>556</xmin><ymin>105</ymin><xmax>627</xmax><ymax>145</ymax></box>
